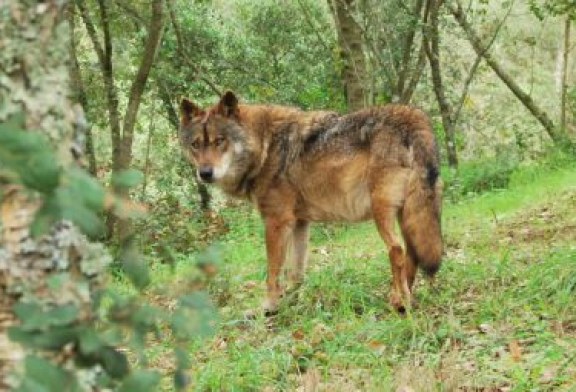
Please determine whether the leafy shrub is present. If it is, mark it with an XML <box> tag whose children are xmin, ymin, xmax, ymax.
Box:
<box><xmin>2</xmin><ymin>126</ymin><xmax>216</xmax><ymax>391</ymax></box>
<box><xmin>443</xmin><ymin>152</ymin><xmax>520</xmax><ymax>201</ymax></box>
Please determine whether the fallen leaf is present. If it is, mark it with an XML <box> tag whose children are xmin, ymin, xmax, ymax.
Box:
<box><xmin>292</xmin><ymin>329</ymin><xmax>305</xmax><ymax>340</ymax></box>
<box><xmin>509</xmin><ymin>340</ymin><xmax>522</xmax><ymax>362</ymax></box>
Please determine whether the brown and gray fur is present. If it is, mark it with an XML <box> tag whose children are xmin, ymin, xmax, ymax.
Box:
<box><xmin>179</xmin><ymin>91</ymin><xmax>443</xmax><ymax>313</ymax></box>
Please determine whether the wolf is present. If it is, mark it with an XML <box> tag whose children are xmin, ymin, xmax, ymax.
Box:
<box><xmin>179</xmin><ymin>91</ymin><xmax>443</xmax><ymax>314</ymax></box>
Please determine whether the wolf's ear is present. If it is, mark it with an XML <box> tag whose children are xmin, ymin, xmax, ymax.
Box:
<box><xmin>216</xmin><ymin>91</ymin><xmax>239</xmax><ymax>117</ymax></box>
<box><xmin>180</xmin><ymin>98</ymin><xmax>203</xmax><ymax>125</ymax></box>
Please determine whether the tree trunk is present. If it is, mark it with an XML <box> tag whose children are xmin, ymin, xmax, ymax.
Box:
<box><xmin>450</xmin><ymin>1</ymin><xmax>568</xmax><ymax>145</ymax></box>
<box><xmin>328</xmin><ymin>0</ymin><xmax>368</xmax><ymax>111</ymax></box>
<box><xmin>561</xmin><ymin>16</ymin><xmax>571</xmax><ymax>133</ymax></box>
<box><xmin>424</xmin><ymin>0</ymin><xmax>458</xmax><ymax>167</ymax></box>
<box><xmin>115</xmin><ymin>0</ymin><xmax>164</xmax><ymax>239</ymax></box>
<box><xmin>0</xmin><ymin>1</ymin><xmax>110</xmax><ymax>387</ymax></box>
<box><xmin>68</xmin><ymin>2</ymin><xmax>98</xmax><ymax>176</ymax></box>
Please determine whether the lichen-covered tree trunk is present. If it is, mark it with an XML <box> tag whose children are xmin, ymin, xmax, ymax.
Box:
<box><xmin>0</xmin><ymin>1</ymin><xmax>110</xmax><ymax>388</ymax></box>
<box><xmin>328</xmin><ymin>0</ymin><xmax>368</xmax><ymax>111</ymax></box>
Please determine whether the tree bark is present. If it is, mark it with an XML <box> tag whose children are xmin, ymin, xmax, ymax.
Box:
<box><xmin>328</xmin><ymin>0</ymin><xmax>368</xmax><ymax>111</ymax></box>
<box><xmin>68</xmin><ymin>2</ymin><xmax>98</xmax><ymax>176</ymax></box>
<box><xmin>450</xmin><ymin>1</ymin><xmax>567</xmax><ymax>145</ymax></box>
<box><xmin>0</xmin><ymin>1</ymin><xmax>110</xmax><ymax>387</ymax></box>
<box><xmin>424</xmin><ymin>0</ymin><xmax>458</xmax><ymax>167</ymax></box>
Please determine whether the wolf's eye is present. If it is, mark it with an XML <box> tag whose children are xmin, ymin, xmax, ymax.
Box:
<box><xmin>191</xmin><ymin>140</ymin><xmax>201</xmax><ymax>150</ymax></box>
<box><xmin>214</xmin><ymin>137</ymin><xmax>225</xmax><ymax>147</ymax></box>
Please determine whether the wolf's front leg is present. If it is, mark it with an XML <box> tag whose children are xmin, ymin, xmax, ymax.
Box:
<box><xmin>263</xmin><ymin>216</ymin><xmax>295</xmax><ymax>315</ymax></box>
<box><xmin>286</xmin><ymin>220</ymin><xmax>309</xmax><ymax>287</ymax></box>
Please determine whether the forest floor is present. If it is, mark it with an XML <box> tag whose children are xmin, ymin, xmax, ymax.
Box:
<box><xmin>146</xmin><ymin>166</ymin><xmax>576</xmax><ymax>391</ymax></box>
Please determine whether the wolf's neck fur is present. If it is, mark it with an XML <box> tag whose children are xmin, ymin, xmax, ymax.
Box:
<box><xmin>221</xmin><ymin>104</ymin><xmax>334</xmax><ymax>198</ymax></box>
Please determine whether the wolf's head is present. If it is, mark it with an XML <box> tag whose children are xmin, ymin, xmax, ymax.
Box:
<box><xmin>179</xmin><ymin>91</ymin><xmax>252</xmax><ymax>188</ymax></box>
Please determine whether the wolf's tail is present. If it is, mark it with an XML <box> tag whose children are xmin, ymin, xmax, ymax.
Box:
<box><xmin>401</xmin><ymin>117</ymin><xmax>443</xmax><ymax>276</ymax></box>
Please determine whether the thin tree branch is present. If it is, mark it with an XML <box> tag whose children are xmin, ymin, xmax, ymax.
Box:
<box><xmin>453</xmin><ymin>0</ymin><xmax>513</xmax><ymax>123</ymax></box>
<box><xmin>166</xmin><ymin>0</ymin><xmax>221</xmax><ymax>96</ymax></box>
<box><xmin>396</xmin><ymin>0</ymin><xmax>425</xmax><ymax>95</ymax></box>
<box><xmin>295</xmin><ymin>0</ymin><xmax>332</xmax><ymax>53</ymax></box>
<box><xmin>114</xmin><ymin>0</ymin><xmax>147</xmax><ymax>25</ymax></box>
<box><xmin>75</xmin><ymin>0</ymin><xmax>105</xmax><ymax>67</ymax></box>
<box><xmin>450</xmin><ymin>0</ymin><xmax>564</xmax><ymax>144</ymax></box>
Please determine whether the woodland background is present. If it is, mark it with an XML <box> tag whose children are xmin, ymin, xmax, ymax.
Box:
<box><xmin>1</xmin><ymin>0</ymin><xmax>576</xmax><ymax>390</ymax></box>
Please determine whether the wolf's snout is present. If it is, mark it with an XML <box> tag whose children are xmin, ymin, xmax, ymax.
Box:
<box><xmin>198</xmin><ymin>166</ymin><xmax>214</xmax><ymax>182</ymax></box>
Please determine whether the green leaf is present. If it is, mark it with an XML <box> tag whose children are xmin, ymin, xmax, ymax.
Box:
<box><xmin>174</xmin><ymin>369</ymin><xmax>190</xmax><ymax>391</ymax></box>
<box><xmin>30</xmin><ymin>194</ymin><xmax>60</xmax><ymax>238</ymax></box>
<box><xmin>67</xmin><ymin>167</ymin><xmax>106</xmax><ymax>211</ymax></box>
<box><xmin>15</xmin><ymin>355</ymin><xmax>80</xmax><ymax>392</ymax></box>
<box><xmin>45</xmin><ymin>304</ymin><xmax>79</xmax><ymax>327</ymax></box>
<box><xmin>120</xmin><ymin>242</ymin><xmax>151</xmax><ymax>290</ymax></box>
<box><xmin>78</xmin><ymin>328</ymin><xmax>104</xmax><ymax>355</ymax></box>
<box><xmin>118</xmin><ymin>370</ymin><xmax>161</xmax><ymax>392</ymax></box>
<box><xmin>56</xmin><ymin>187</ymin><xmax>105</xmax><ymax>238</ymax></box>
<box><xmin>21</xmin><ymin>152</ymin><xmax>60</xmax><ymax>193</ymax></box>
<box><xmin>112</xmin><ymin>169</ymin><xmax>144</xmax><ymax>190</ymax></box>
<box><xmin>13</xmin><ymin>302</ymin><xmax>45</xmax><ymax>330</ymax></box>
<box><xmin>99</xmin><ymin>346</ymin><xmax>130</xmax><ymax>380</ymax></box>
<box><xmin>8</xmin><ymin>326</ymin><xmax>80</xmax><ymax>351</ymax></box>
<box><xmin>179</xmin><ymin>292</ymin><xmax>212</xmax><ymax>309</ymax></box>
<box><xmin>13</xmin><ymin>302</ymin><xmax>78</xmax><ymax>330</ymax></box>
<box><xmin>131</xmin><ymin>305</ymin><xmax>161</xmax><ymax>333</ymax></box>
<box><xmin>0</xmin><ymin>126</ymin><xmax>61</xmax><ymax>194</ymax></box>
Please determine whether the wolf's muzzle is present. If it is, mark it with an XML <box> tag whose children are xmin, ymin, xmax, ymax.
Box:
<box><xmin>198</xmin><ymin>166</ymin><xmax>214</xmax><ymax>182</ymax></box>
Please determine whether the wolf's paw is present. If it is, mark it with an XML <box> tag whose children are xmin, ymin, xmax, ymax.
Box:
<box><xmin>389</xmin><ymin>291</ymin><xmax>412</xmax><ymax>314</ymax></box>
<box><xmin>262</xmin><ymin>297</ymin><xmax>280</xmax><ymax>317</ymax></box>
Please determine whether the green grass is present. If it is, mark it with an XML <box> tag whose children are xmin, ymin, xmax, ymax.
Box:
<box><xmin>142</xmin><ymin>163</ymin><xmax>576</xmax><ymax>391</ymax></box>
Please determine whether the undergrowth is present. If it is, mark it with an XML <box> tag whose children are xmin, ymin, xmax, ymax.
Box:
<box><xmin>133</xmin><ymin>150</ymin><xmax>576</xmax><ymax>390</ymax></box>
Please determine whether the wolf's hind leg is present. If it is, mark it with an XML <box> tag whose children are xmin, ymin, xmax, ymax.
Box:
<box><xmin>370</xmin><ymin>173</ymin><xmax>412</xmax><ymax>312</ymax></box>
<box><xmin>263</xmin><ymin>216</ymin><xmax>295</xmax><ymax>315</ymax></box>
<box><xmin>403</xmin><ymin>243</ymin><xmax>418</xmax><ymax>294</ymax></box>
<box><xmin>286</xmin><ymin>220</ymin><xmax>309</xmax><ymax>287</ymax></box>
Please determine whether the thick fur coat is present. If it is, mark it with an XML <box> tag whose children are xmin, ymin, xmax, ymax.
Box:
<box><xmin>180</xmin><ymin>92</ymin><xmax>443</xmax><ymax>313</ymax></box>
